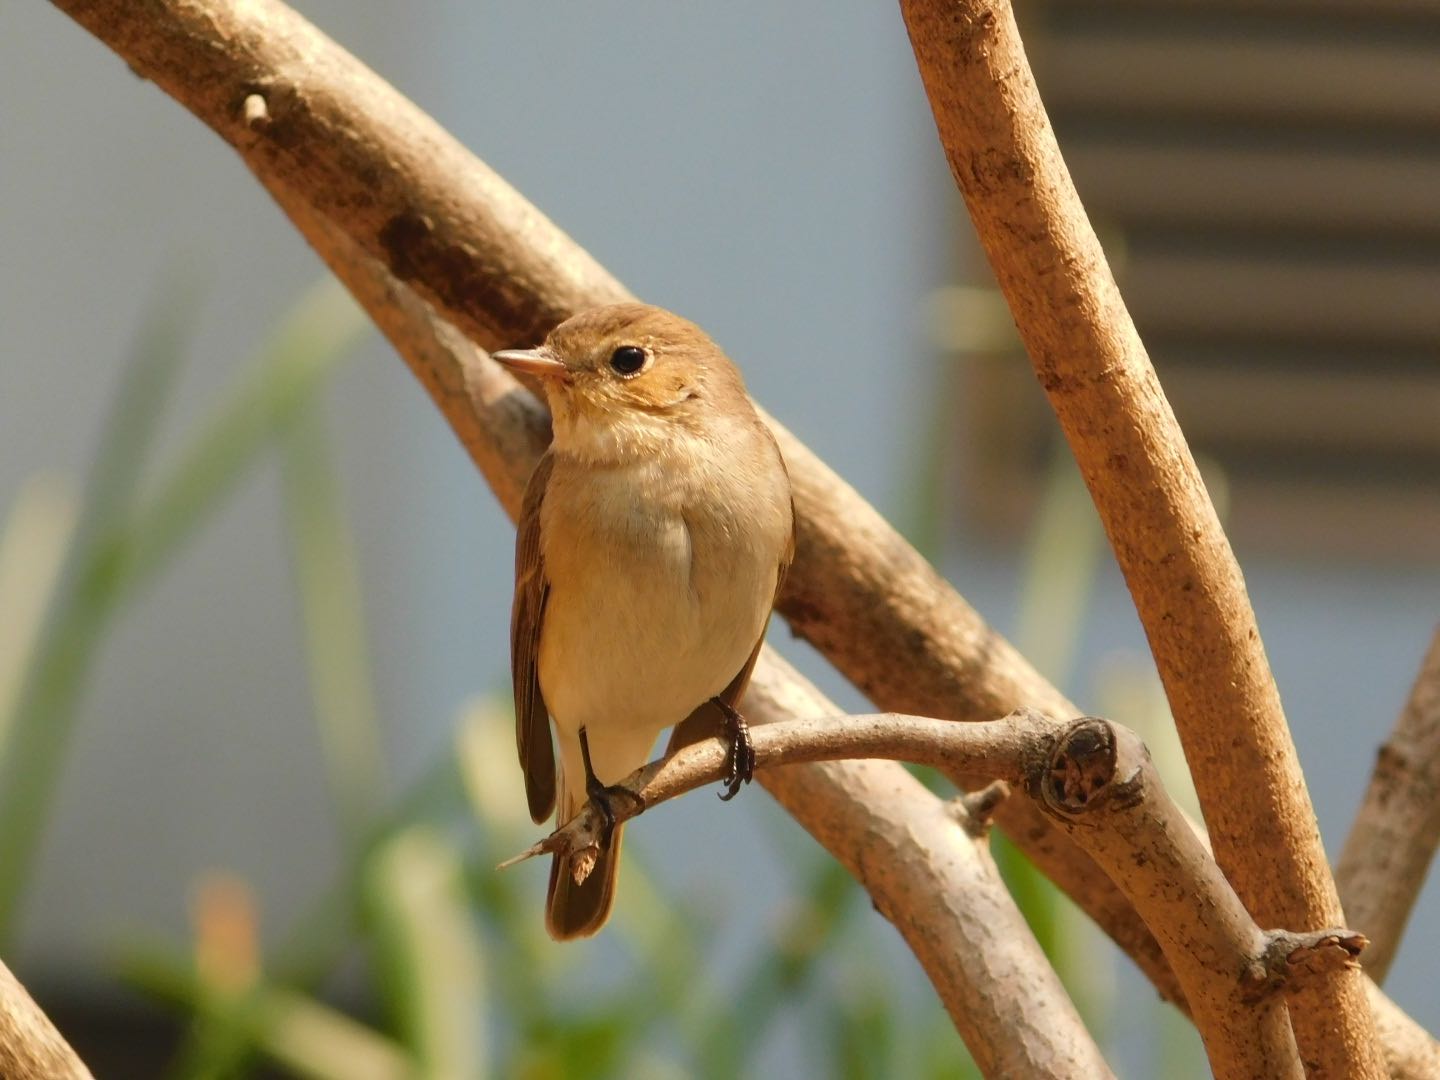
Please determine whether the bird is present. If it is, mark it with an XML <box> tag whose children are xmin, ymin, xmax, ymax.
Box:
<box><xmin>493</xmin><ymin>302</ymin><xmax>794</xmax><ymax>940</ymax></box>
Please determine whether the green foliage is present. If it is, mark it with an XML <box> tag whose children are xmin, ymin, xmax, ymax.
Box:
<box><xmin>0</xmin><ymin>276</ymin><xmax>368</xmax><ymax>941</ymax></box>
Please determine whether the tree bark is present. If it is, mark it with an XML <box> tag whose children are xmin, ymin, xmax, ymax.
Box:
<box><xmin>0</xmin><ymin>960</ymin><xmax>92</xmax><ymax>1080</ymax></box>
<box><xmin>897</xmin><ymin>1</ymin><xmax>1387</xmax><ymax>1075</ymax></box>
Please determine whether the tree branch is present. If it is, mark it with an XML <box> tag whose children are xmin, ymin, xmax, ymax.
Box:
<box><xmin>1034</xmin><ymin>719</ymin><xmax>1323</xmax><ymax>1080</ymax></box>
<box><xmin>0</xmin><ymin>960</ymin><xmax>91</xmax><ymax>1080</ymax></box>
<box><xmin>742</xmin><ymin>657</ymin><xmax>1114</xmax><ymax>1077</ymax></box>
<box><xmin>1337</xmin><ymin>626</ymin><xmax>1440</xmax><ymax>983</ymax></box>
<box><xmin>507</xmin><ymin>706</ymin><xmax>1372</xmax><ymax>1080</ymax></box>
<box><xmin>897</xmin><ymin>1</ymin><xmax>1385</xmax><ymax>1075</ymax></box>
<box><xmin>45</xmin><ymin>0</ymin><xmax>1440</xmax><ymax>1073</ymax></box>
<box><xmin>501</xmin><ymin>710</ymin><xmax>1048</xmax><ymax>869</ymax></box>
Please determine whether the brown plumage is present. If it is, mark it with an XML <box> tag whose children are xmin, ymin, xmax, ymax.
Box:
<box><xmin>499</xmin><ymin>303</ymin><xmax>794</xmax><ymax>939</ymax></box>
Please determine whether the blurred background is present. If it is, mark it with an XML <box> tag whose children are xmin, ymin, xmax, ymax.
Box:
<box><xmin>2</xmin><ymin>1</ymin><xmax>1437</xmax><ymax>1076</ymax></box>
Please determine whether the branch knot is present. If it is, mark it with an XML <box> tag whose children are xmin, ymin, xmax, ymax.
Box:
<box><xmin>1241</xmin><ymin>928</ymin><xmax>1368</xmax><ymax>1002</ymax></box>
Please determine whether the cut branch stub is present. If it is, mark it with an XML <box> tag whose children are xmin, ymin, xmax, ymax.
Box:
<box><xmin>1027</xmin><ymin>716</ymin><xmax>1302</xmax><ymax>1079</ymax></box>
<box><xmin>1039</xmin><ymin>718</ymin><xmax>1124</xmax><ymax>813</ymax></box>
<box><xmin>1252</xmin><ymin>930</ymin><xmax>1368</xmax><ymax>1001</ymax></box>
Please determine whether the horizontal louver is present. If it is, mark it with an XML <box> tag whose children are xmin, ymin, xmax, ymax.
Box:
<box><xmin>953</xmin><ymin>4</ymin><xmax>1440</xmax><ymax>558</ymax></box>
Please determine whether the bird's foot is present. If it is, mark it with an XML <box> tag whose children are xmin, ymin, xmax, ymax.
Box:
<box><xmin>711</xmin><ymin>697</ymin><xmax>756</xmax><ymax>801</ymax></box>
<box><xmin>579</xmin><ymin>727</ymin><xmax>644</xmax><ymax>844</ymax></box>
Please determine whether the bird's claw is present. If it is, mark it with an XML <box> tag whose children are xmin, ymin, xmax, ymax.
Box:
<box><xmin>712</xmin><ymin>697</ymin><xmax>756</xmax><ymax>801</ymax></box>
<box><xmin>579</xmin><ymin>727</ymin><xmax>645</xmax><ymax>843</ymax></box>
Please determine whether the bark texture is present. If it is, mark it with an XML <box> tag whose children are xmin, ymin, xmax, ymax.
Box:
<box><xmin>897</xmin><ymin>0</ymin><xmax>1386</xmax><ymax>1075</ymax></box>
<box><xmin>0</xmin><ymin>961</ymin><xmax>91</xmax><ymax>1080</ymax></box>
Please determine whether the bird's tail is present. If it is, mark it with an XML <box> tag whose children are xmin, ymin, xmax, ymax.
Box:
<box><xmin>545</xmin><ymin>772</ymin><xmax>621</xmax><ymax>940</ymax></box>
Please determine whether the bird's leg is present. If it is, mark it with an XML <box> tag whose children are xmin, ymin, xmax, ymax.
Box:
<box><xmin>710</xmin><ymin>697</ymin><xmax>756</xmax><ymax>801</ymax></box>
<box><xmin>579</xmin><ymin>727</ymin><xmax>644</xmax><ymax>844</ymax></box>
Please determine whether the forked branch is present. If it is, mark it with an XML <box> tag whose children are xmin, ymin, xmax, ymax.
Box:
<box><xmin>506</xmin><ymin>706</ymin><xmax>1361</xmax><ymax>1080</ymax></box>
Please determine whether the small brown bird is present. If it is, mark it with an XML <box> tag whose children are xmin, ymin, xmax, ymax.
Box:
<box><xmin>493</xmin><ymin>303</ymin><xmax>794</xmax><ymax>939</ymax></box>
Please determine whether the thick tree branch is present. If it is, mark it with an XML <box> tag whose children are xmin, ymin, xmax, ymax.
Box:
<box><xmin>46</xmin><ymin>0</ymin><xmax>1439</xmax><ymax>1073</ymax></box>
<box><xmin>1337</xmin><ymin>627</ymin><xmax>1440</xmax><ymax>983</ymax></box>
<box><xmin>897</xmin><ymin>1</ymin><xmax>1384</xmax><ymax>1075</ymax></box>
<box><xmin>0</xmin><ymin>960</ymin><xmax>91</xmax><ymax>1080</ymax></box>
<box><xmin>509</xmin><ymin>706</ymin><xmax>1370</xmax><ymax>1080</ymax></box>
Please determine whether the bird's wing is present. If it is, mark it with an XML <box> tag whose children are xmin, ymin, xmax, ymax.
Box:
<box><xmin>513</xmin><ymin>452</ymin><xmax>557</xmax><ymax>823</ymax></box>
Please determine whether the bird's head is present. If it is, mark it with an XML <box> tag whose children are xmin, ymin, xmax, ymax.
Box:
<box><xmin>493</xmin><ymin>303</ymin><xmax>748</xmax><ymax>463</ymax></box>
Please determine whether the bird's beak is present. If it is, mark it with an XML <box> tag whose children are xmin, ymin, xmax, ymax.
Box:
<box><xmin>491</xmin><ymin>347</ymin><xmax>569</xmax><ymax>380</ymax></box>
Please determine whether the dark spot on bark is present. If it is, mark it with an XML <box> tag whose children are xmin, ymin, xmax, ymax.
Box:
<box><xmin>379</xmin><ymin>211</ymin><xmax>433</xmax><ymax>283</ymax></box>
<box><xmin>380</xmin><ymin>213</ymin><xmax>535</xmax><ymax>339</ymax></box>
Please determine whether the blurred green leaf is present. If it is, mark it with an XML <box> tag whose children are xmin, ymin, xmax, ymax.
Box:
<box><xmin>1013</xmin><ymin>449</ymin><xmax>1106</xmax><ymax>689</ymax></box>
<box><xmin>116</xmin><ymin>280</ymin><xmax>367</xmax><ymax>594</ymax></box>
<box><xmin>280</xmin><ymin>403</ymin><xmax>387</xmax><ymax>845</ymax></box>
<box><xmin>166</xmin><ymin>751</ymin><xmax>469</xmax><ymax>1078</ymax></box>
<box><xmin>919</xmin><ymin>1010</ymin><xmax>981</xmax><ymax>1080</ymax></box>
<box><xmin>827</xmin><ymin>980</ymin><xmax>896</xmax><ymax>1080</ymax></box>
<box><xmin>365</xmin><ymin>826</ymin><xmax>487</xmax><ymax>1080</ymax></box>
<box><xmin>0</xmin><ymin>274</ymin><xmax>203</xmax><ymax>941</ymax></box>
<box><xmin>0</xmin><ymin>475</ymin><xmax>76</xmax><ymax>755</ymax></box>
<box><xmin>74</xmin><ymin>267</ymin><xmax>204</xmax><ymax>549</ymax></box>
<box><xmin>0</xmin><ymin>278</ymin><xmax>367</xmax><ymax>943</ymax></box>
<box><xmin>120</xmin><ymin>944</ymin><xmax>415</xmax><ymax>1080</ymax></box>
<box><xmin>512</xmin><ymin>1012</ymin><xmax>627</xmax><ymax>1080</ymax></box>
<box><xmin>276</xmin><ymin>752</ymin><xmax>467</xmax><ymax>988</ymax></box>
<box><xmin>988</xmin><ymin>832</ymin><xmax>1059</xmax><ymax>958</ymax></box>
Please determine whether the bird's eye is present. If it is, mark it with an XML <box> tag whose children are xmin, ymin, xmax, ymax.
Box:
<box><xmin>609</xmin><ymin>345</ymin><xmax>648</xmax><ymax>377</ymax></box>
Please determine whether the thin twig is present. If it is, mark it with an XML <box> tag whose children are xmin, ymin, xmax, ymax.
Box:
<box><xmin>499</xmin><ymin>710</ymin><xmax>1046</xmax><ymax>870</ymax></box>
<box><xmin>897</xmin><ymin>1</ymin><xmax>1384</xmax><ymax>1074</ymax></box>
<box><xmin>1337</xmin><ymin>626</ymin><xmax>1440</xmax><ymax>982</ymax></box>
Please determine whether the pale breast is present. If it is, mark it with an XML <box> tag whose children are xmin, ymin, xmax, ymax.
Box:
<box><xmin>536</xmin><ymin>440</ymin><xmax>788</xmax><ymax>744</ymax></box>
